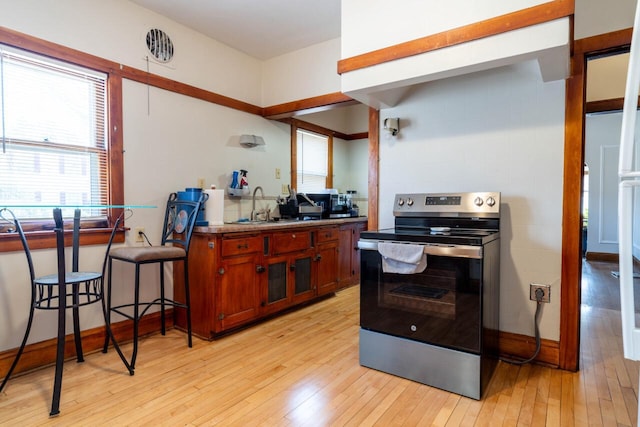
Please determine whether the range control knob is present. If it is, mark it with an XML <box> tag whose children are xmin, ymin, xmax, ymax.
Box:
<box><xmin>397</xmin><ymin>198</ymin><xmax>405</xmax><ymax>206</ymax></box>
<box><xmin>474</xmin><ymin>197</ymin><xmax>484</xmax><ymax>206</ymax></box>
<box><xmin>407</xmin><ymin>198</ymin><xmax>414</xmax><ymax>206</ymax></box>
<box><xmin>486</xmin><ymin>196</ymin><xmax>496</xmax><ymax>207</ymax></box>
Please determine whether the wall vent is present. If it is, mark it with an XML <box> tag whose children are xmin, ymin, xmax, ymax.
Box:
<box><xmin>146</xmin><ymin>28</ymin><xmax>174</xmax><ymax>63</ymax></box>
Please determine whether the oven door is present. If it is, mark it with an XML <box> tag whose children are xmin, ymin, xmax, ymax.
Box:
<box><xmin>359</xmin><ymin>239</ymin><xmax>484</xmax><ymax>354</ymax></box>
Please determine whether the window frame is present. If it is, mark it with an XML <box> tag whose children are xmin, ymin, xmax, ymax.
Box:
<box><xmin>290</xmin><ymin>119</ymin><xmax>333</xmax><ymax>191</ymax></box>
<box><xmin>0</xmin><ymin>30</ymin><xmax>124</xmax><ymax>252</ymax></box>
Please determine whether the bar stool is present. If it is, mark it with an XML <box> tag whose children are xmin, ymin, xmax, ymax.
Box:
<box><xmin>103</xmin><ymin>192</ymin><xmax>208</xmax><ymax>370</ymax></box>
<box><xmin>0</xmin><ymin>208</ymin><xmax>132</xmax><ymax>416</ymax></box>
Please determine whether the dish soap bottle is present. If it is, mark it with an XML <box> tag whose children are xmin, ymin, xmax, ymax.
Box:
<box><xmin>240</xmin><ymin>169</ymin><xmax>248</xmax><ymax>189</ymax></box>
<box><xmin>231</xmin><ymin>170</ymin><xmax>240</xmax><ymax>189</ymax></box>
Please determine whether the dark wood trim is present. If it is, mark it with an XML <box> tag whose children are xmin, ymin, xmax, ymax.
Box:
<box><xmin>586</xmin><ymin>97</ymin><xmax>624</xmax><ymax>113</ymax></box>
<box><xmin>367</xmin><ymin>107</ymin><xmax>379</xmax><ymax>232</ymax></box>
<box><xmin>346</xmin><ymin>132</ymin><xmax>369</xmax><ymax>141</ymax></box>
<box><xmin>560</xmin><ymin>29</ymin><xmax>633</xmax><ymax>372</ymax></box>
<box><xmin>574</xmin><ymin>28</ymin><xmax>632</xmax><ymax>56</ymax></box>
<box><xmin>118</xmin><ymin>63</ymin><xmax>263</xmax><ymax>116</ymax></box>
<box><xmin>337</xmin><ymin>0</ymin><xmax>574</xmax><ymax>75</ymax></box>
<box><xmin>560</xmin><ymin>40</ymin><xmax>585</xmax><ymax>372</ymax></box>
<box><xmin>585</xmin><ymin>252</ymin><xmax>619</xmax><ymax>262</ymax></box>
<box><xmin>0</xmin><ymin>228</ymin><xmax>125</xmax><ymax>253</ymax></box>
<box><xmin>263</xmin><ymin>92</ymin><xmax>357</xmax><ymax>119</ymax></box>
<box><xmin>585</xmin><ymin>96</ymin><xmax>640</xmax><ymax>114</ymax></box>
<box><xmin>499</xmin><ymin>330</ymin><xmax>560</xmax><ymax>368</ymax></box>
<box><xmin>280</xmin><ymin>118</ymin><xmax>368</xmax><ymax>142</ymax></box>
<box><xmin>290</xmin><ymin>122</ymin><xmax>297</xmax><ymax>191</ymax></box>
<box><xmin>108</xmin><ymin>73</ymin><xmax>126</xmax><ymax>225</ymax></box>
<box><xmin>327</xmin><ymin>135</ymin><xmax>334</xmax><ymax>189</ymax></box>
<box><xmin>0</xmin><ymin>311</ymin><xmax>171</xmax><ymax>378</ymax></box>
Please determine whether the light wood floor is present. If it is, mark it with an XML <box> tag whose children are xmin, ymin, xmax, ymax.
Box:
<box><xmin>0</xmin><ymin>261</ymin><xmax>638</xmax><ymax>426</ymax></box>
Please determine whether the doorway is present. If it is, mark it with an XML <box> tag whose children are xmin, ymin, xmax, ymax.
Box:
<box><xmin>561</xmin><ymin>30</ymin><xmax>632</xmax><ymax>370</ymax></box>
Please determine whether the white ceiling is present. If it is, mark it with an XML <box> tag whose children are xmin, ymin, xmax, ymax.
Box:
<box><xmin>130</xmin><ymin>0</ymin><xmax>341</xmax><ymax>60</ymax></box>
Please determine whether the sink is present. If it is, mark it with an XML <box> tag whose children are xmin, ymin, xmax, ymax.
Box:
<box><xmin>227</xmin><ymin>220</ymin><xmax>269</xmax><ymax>225</ymax></box>
<box><xmin>226</xmin><ymin>218</ymin><xmax>300</xmax><ymax>226</ymax></box>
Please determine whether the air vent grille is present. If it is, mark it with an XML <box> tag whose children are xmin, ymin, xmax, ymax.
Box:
<box><xmin>146</xmin><ymin>28</ymin><xmax>174</xmax><ymax>63</ymax></box>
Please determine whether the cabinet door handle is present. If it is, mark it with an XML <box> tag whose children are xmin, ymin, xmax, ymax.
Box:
<box><xmin>218</xmin><ymin>268</ymin><xmax>225</xmax><ymax>275</ymax></box>
<box><xmin>289</xmin><ymin>264</ymin><xmax>296</xmax><ymax>271</ymax></box>
<box><xmin>314</xmin><ymin>254</ymin><xmax>322</xmax><ymax>261</ymax></box>
<box><xmin>256</xmin><ymin>265</ymin><xmax>266</xmax><ymax>273</ymax></box>
<box><xmin>237</xmin><ymin>243</ymin><xmax>249</xmax><ymax>249</ymax></box>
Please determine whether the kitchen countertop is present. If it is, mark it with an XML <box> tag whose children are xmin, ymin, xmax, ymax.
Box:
<box><xmin>194</xmin><ymin>216</ymin><xmax>368</xmax><ymax>234</ymax></box>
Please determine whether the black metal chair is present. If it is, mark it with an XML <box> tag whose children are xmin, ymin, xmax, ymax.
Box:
<box><xmin>103</xmin><ymin>192</ymin><xmax>208</xmax><ymax>370</ymax></box>
<box><xmin>0</xmin><ymin>208</ymin><xmax>132</xmax><ymax>417</ymax></box>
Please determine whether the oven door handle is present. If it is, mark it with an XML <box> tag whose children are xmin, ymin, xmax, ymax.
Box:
<box><xmin>357</xmin><ymin>239</ymin><xmax>483</xmax><ymax>259</ymax></box>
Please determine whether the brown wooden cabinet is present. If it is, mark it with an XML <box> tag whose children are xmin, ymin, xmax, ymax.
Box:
<box><xmin>216</xmin><ymin>235</ymin><xmax>264</xmax><ymax>331</ymax></box>
<box><xmin>174</xmin><ymin>219</ymin><xmax>366</xmax><ymax>339</ymax></box>
<box><xmin>338</xmin><ymin>222</ymin><xmax>365</xmax><ymax>289</ymax></box>
<box><xmin>315</xmin><ymin>226</ymin><xmax>339</xmax><ymax>296</ymax></box>
<box><xmin>262</xmin><ymin>230</ymin><xmax>315</xmax><ymax>314</ymax></box>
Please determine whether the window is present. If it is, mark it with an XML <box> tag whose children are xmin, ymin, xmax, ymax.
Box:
<box><xmin>0</xmin><ymin>45</ymin><xmax>108</xmax><ymax>220</ymax></box>
<box><xmin>295</xmin><ymin>128</ymin><xmax>332</xmax><ymax>193</ymax></box>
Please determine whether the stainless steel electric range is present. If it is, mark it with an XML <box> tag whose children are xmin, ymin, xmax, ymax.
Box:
<box><xmin>358</xmin><ymin>192</ymin><xmax>500</xmax><ymax>399</ymax></box>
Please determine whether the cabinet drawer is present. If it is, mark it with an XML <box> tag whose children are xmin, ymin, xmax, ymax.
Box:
<box><xmin>221</xmin><ymin>235</ymin><xmax>263</xmax><ymax>257</ymax></box>
<box><xmin>272</xmin><ymin>231</ymin><xmax>311</xmax><ymax>255</ymax></box>
<box><xmin>316</xmin><ymin>226</ymin><xmax>339</xmax><ymax>243</ymax></box>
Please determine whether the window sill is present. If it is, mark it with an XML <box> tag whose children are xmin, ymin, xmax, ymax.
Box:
<box><xmin>0</xmin><ymin>228</ymin><xmax>125</xmax><ymax>253</ymax></box>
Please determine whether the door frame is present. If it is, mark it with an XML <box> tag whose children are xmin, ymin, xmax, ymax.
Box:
<box><xmin>560</xmin><ymin>28</ymin><xmax>632</xmax><ymax>370</ymax></box>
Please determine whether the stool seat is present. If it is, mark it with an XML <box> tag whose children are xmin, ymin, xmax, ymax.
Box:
<box><xmin>36</xmin><ymin>271</ymin><xmax>101</xmax><ymax>285</ymax></box>
<box><xmin>109</xmin><ymin>246</ymin><xmax>186</xmax><ymax>263</ymax></box>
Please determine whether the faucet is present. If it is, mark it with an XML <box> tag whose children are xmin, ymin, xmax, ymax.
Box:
<box><xmin>251</xmin><ymin>186</ymin><xmax>265</xmax><ymax>221</ymax></box>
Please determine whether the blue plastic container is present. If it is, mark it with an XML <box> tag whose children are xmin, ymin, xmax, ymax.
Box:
<box><xmin>176</xmin><ymin>187</ymin><xmax>208</xmax><ymax>226</ymax></box>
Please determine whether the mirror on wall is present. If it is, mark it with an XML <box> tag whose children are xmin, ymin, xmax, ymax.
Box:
<box><xmin>293</xmin><ymin>103</ymin><xmax>370</xmax><ymax>214</ymax></box>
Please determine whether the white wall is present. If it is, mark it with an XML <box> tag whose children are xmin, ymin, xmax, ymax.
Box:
<box><xmin>378</xmin><ymin>60</ymin><xmax>565</xmax><ymax>340</ymax></box>
<box><xmin>575</xmin><ymin>0</ymin><xmax>637</xmax><ymax>40</ymax></box>
<box><xmin>262</xmin><ymin>38</ymin><xmax>342</xmax><ymax>106</ymax></box>
<box><xmin>341</xmin><ymin>0</ymin><xmax>551</xmax><ymax>58</ymax></box>
<box><xmin>299</xmin><ymin>104</ymin><xmax>369</xmax><ymax>134</ymax></box>
<box><xmin>587</xmin><ymin>54</ymin><xmax>630</xmax><ymax>102</ymax></box>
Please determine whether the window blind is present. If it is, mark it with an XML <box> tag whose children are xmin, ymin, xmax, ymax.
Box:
<box><xmin>0</xmin><ymin>45</ymin><xmax>108</xmax><ymax>219</ymax></box>
<box><xmin>296</xmin><ymin>129</ymin><xmax>328</xmax><ymax>193</ymax></box>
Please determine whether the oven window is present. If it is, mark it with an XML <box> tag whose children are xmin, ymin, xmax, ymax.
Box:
<box><xmin>360</xmin><ymin>249</ymin><xmax>483</xmax><ymax>353</ymax></box>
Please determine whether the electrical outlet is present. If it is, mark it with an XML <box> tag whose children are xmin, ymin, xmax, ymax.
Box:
<box><xmin>134</xmin><ymin>227</ymin><xmax>145</xmax><ymax>243</ymax></box>
<box><xmin>282</xmin><ymin>184</ymin><xmax>288</xmax><ymax>194</ymax></box>
<box><xmin>197</xmin><ymin>177</ymin><xmax>205</xmax><ymax>189</ymax></box>
<box><xmin>530</xmin><ymin>284</ymin><xmax>551</xmax><ymax>303</ymax></box>
<box><xmin>275</xmin><ymin>168</ymin><xmax>281</xmax><ymax>179</ymax></box>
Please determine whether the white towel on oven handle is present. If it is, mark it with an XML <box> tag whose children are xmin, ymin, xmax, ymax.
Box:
<box><xmin>377</xmin><ymin>242</ymin><xmax>427</xmax><ymax>274</ymax></box>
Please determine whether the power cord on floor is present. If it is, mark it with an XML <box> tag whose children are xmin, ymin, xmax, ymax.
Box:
<box><xmin>500</xmin><ymin>288</ymin><xmax>545</xmax><ymax>365</ymax></box>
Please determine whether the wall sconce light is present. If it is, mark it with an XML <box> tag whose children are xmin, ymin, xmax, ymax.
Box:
<box><xmin>239</xmin><ymin>134</ymin><xmax>265</xmax><ymax>148</ymax></box>
<box><xmin>384</xmin><ymin>118</ymin><xmax>400</xmax><ymax>136</ymax></box>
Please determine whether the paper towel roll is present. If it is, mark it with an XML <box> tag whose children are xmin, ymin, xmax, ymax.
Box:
<box><xmin>204</xmin><ymin>189</ymin><xmax>224</xmax><ymax>225</ymax></box>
